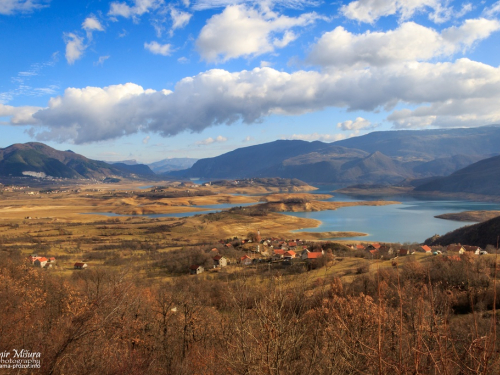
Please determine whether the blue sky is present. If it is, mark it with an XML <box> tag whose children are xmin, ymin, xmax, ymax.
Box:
<box><xmin>1</xmin><ymin>0</ymin><xmax>500</xmax><ymax>163</ymax></box>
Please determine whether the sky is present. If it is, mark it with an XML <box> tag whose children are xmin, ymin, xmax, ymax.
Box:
<box><xmin>1</xmin><ymin>0</ymin><xmax>500</xmax><ymax>163</ymax></box>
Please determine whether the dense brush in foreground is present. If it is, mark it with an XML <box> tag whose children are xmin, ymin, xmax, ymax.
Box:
<box><xmin>0</xmin><ymin>252</ymin><xmax>499</xmax><ymax>374</ymax></box>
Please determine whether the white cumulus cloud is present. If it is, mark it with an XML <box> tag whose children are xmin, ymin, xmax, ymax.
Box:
<box><xmin>196</xmin><ymin>135</ymin><xmax>228</xmax><ymax>145</ymax></box>
<box><xmin>4</xmin><ymin>58</ymin><xmax>500</xmax><ymax>143</ymax></box>
<box><xmin>0</xmin><ymin>104</ymin><xmax>42</xmax><ymax>125</ymax></box>
<box><xmin>196</xmin><ymin>4</ymin><xmax>322</xmax><ymax>62</ymax></box>
<box><xmin>308</xmin><ymin>18</ymin><xmax>500</xmax><ymax>69</ymax></box>
<box><xmin>337</xmin><ymin>117</ymin><xmax>374</xmax><ymax>131</ymax></box>
<box><xmin>144</xmin><ymin>41</ymin><xmax>173</xmax><ymax>56</ymax></box>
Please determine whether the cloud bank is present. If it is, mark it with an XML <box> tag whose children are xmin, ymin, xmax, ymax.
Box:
<box><xmin>308</xmin><ymin>19</ymin><xmax>500</xmax><ymax>69</ymax></box>
<box><xmin>2</xmin><ymin>56</ymin><xmax>498</xmax><ymax>144</ymax></box>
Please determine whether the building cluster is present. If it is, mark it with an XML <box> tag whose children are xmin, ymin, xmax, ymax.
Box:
<box><xmin>28</xmin><ymin>254</ymin><xmax>56</xmax><ymax>268</ymax></box>
<box><xmin>27</xmin><ymin>254</ymin><xmax>89</xmax><ymax>270</ymax></box>
<box><xmin>189</xmin><ymin>233</ymin><xmax>330</xmax><ymax>275</ymax></box>
<box><xmin>349</xmin><ymin>242</ymin><xmax>488</xmax><ymax>259</ymax></box>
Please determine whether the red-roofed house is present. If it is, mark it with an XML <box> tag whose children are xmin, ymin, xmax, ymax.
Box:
<box><xmin>240</xmin><ymin>255</ymin><xmax>252</xmax><ymax>266</ymax></box>
<box><xmin>461</xmin><ymin>245</ymin><xmax>483</xmax><ymax>255</ymax></box>
<box><xmin>284</xmin><ymin>250</ymin><xmax>296</xmax><ymax>260</ymax></box>
<box><xmin>189</xmin><ymin>264</ymin><xmax>204</xmax><ymax>275</ymax></box>
<box><xmin>366</xmin><ymin>243</ymin><xmax>381</xmax><ymax>251</ymax></box>
<box><xmin>301</xmin><ymin>249</ymin><xmax>324</xmax><ymax>260</ymax></box>
<box><xmin>74</xmin><ymin>262</ymin><xmax>88</xmax><ymax>270</ymax></box>
<box><xmin>305</xmin><ymin>252</ymin><xmax>323</xmax><ymax>261</ymax></box>
<box><xmin>273</xmin><ymin>249</ymin><xmax>286</xmax><ymax>260</ymax></box>
<box><xmin>34</xmin><ymin>257</ymin><xmax>48</xmax><ymax>268</ymax></box>
<box><xmin>356</xmin><ymin>244</ymin><xmax>365</xmax><ymax>251</ymax></box>
<box><xmin>418</xmin><ymin>245</ymin><xmax>432</xmax><ymax>253</ymax></box>
<box><xmin>28</xmin><ymin>255</ymin><xmax>42</xmax><ymax>264</ymax></box>
<box><xmin>213</xmin><ymin>255</ymin><xmax>227</xmax><ymax>268</ymax></box>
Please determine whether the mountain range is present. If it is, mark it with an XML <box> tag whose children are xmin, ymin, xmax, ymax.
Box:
<box><xmin>3</xmin><ymin>125</ymin><xmax>500</xmax><ymax>185</ymax></box>
<box><xmin>148</xmin><ymin>158</ymin><xmax>198</xmax><ymax>174</ymax></box>
<box><xmin>171</xmin><ymin>126</ymin><xmax>500</xmax><ymax>184</ymax></box>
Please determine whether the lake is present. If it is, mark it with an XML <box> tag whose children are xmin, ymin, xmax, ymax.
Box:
<box><xmin>85</xmin><ymin>189</ymin><xmax>500</xmax><ymax>243</ymax></box>
<box><xmin>282</xmin><ymin>197</ymin><xmax>500</xmax><ymax>243</ymax></box>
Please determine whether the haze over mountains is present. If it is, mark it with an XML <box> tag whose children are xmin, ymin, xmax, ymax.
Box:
<box><xmin>172</xmin><ymin>126</ymin><xmax>500</xmax><ymax>184</ymax></box>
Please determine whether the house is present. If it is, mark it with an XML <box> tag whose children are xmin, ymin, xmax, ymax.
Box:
<box><xmin>461</xmin><ymin>245</ymin><xmax>483</xmax><ymax>255</ymax></box>
<box><xmin>398</xmin><ymin>249</ymin><xmax>409</xmax><ymax>256</ymax></box>
<box><xmin>213</xmin><ymin>255</ymin><xmax>227</xmax><ymax>268</ymax></box>
<box><xmin>367</xmin><ymin>249</ymin><xmax>379</xmax><ymax>258</ymax></box>
<box><xmin>356</xmin><ymin>244</ymin><xmax>365</xmax><ymax>251</ymax></box>
<box><xmin>189</xmin><ymin>265</ymin><xmax>204</xmax><ymax>275</ymax></box>
<box><xmin>379</xmin><ymin>244</ymin><xmax>393</xmax><ymax>255</ymax></box>
<box><xmin>240</xmin><ymin>255</ymin><xmax>253</xmax><ymax>266</ymax></box>
<box><xmin>301</xmin><ymin>249</ymin><xmax>324</xmax><ymax>260</ymax></box>
<box><xmin>283</xmin><ymin>250</ymin><xmax>296</xmax><ymax>260</ymax></box>
<box><xmin>366</xmin><ymin>243</ymin><xmax>381</xmax><ymax>251</ymax></box>
<box><xmin>34</xmin><ymin>257</ymin><xmax>48</xmax><ymax>268</ymax></box>
<box><xmin>28</xmin><ymin>255</ymin><xmax>42</xmax><ymax>264</ymax></box>
<box><xmin>273</xmin><ymin>249</ymin><xmax>286</xmax><ymax>260</ymax></box>
<box><xmin>447</xmin><ymin>244</ymin><xmax>466</xmax><ymax>253</ymax></box>
<box><xmin>305</xmin><ymin>252</ymin><xmax>323</xmax><ymax>264</ymax></box>
<box><xmin>74</xmin><ymin>262</ymin><xmax>88</xmax><ymax>270</ymax></box>
<box><xmin>417</xmin><ymin>245</ymin><xmax>432</xmax><ymax>253</ymax></box>
<box><xmin>287</xmin><ymin>242</ymin><xmax>297</xmax><ymax>250</ymax></box>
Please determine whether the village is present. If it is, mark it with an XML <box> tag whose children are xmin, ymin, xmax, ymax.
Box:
<box><xmin>187</xmin><ymin>230</ymin><xmax>490</xmax><ymax>275</ymax></box>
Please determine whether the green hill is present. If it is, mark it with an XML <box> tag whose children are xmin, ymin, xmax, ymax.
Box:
<box><xmin>0</xmin><ymin>143</ymin><xmax>154</xmax><ymax>179</ymax></box>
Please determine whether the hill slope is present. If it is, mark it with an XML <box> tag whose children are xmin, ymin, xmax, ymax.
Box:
<box><xmin>0</xmin><ymin>143</ymin><xmax>154</xmax><ymax>179</ymax></box>
<box><xmin>174</xmin><ymin>140</ymin><xmax>329</xmax><ymax>179</ymax></box>
<box><xmin>415</xmin><ymin>154</ymin><xmax>500</xmax><ymax>196</ymax></box>
<box><xmin>425</xmin><ymin>216</ymin><xmax>500</xmax><ymax>248</ymax></box>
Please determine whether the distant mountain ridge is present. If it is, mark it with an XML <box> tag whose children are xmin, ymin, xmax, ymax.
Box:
<box><xmin>415</xmin><ymin>154</ymin><xmax>500</xmax><ymax>196</ymax></box>
<box><xmin>171</xmin><ymin>126</ymin><xmax>500</xmax><ymax>184</ymax></box>
<box><xmin>0</xmin><ymin>143</ymin><xmax>154</xmax><ymax>179</ymax></box>
<box><xmin>148</xmin><ymin>158</ymin><xmax>199</xmax><ymax>174</ymax></box>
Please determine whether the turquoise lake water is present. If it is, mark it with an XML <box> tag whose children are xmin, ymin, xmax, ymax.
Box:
<box><xmin>86</xmin><ymin>186</ymin><xmax>500</xmax><ymax>243</ymax></box>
